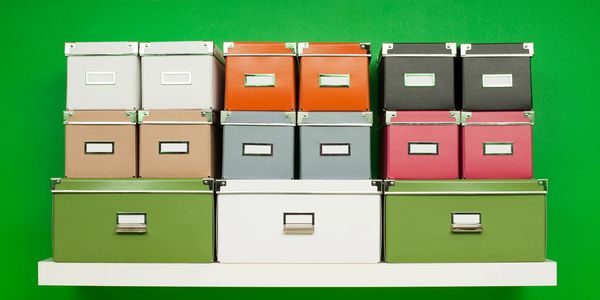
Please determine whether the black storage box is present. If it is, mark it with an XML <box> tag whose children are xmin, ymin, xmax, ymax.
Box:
<box><xmin>378</xmin><ymin>43</ymin><xmax>457</xmax><ymax>110</ymax></box>
<box><xmin>461</xmin><ymin>43</ymin><xmax>534</xmax><ymax>111</ymax></box>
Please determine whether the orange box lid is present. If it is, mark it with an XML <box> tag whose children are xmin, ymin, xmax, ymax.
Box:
<box><xmin>223</xmin><ymin>42</ymin><xmax>297</xmax><ymax>56</ymax></box>
<box><xmin>298</xmin><ymin>42</ymin><xmax>371</xmax><ymax>56</ymax></box>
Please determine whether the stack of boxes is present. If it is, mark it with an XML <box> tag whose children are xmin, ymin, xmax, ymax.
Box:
<box><xmin>380</xmin><ymin>42</ymin><xmax>545</xmax><ymax>263</ymax></box>
<box><xmin>51</xmin><ymin>41</ymin><xmax>548</xmax><ymax>266</ymax></box>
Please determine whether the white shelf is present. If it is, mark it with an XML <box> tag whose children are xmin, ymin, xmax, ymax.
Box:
<box><xmin>38</xmin><ymin>258</ymin><xmax>556</xmax><ymax>287</ymax></box>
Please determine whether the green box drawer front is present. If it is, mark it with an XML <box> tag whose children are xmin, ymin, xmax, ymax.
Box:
<box><xmin>384</xmin><ymin>180</ymin><xmax>547</xmax><ymax>263</ymax></box>
<box><xmin>52</xmin><ymin>179</ymin><xmax>214</xmax><ymax>263</ymax></box>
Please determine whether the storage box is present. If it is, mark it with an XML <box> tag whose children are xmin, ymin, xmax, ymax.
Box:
<box><xmin>462</xmin><ymin>111</ymin><xmax>534</xmax><ymax>179</ymax></box>
<box><xmin>461</xmin><ymin>43</ymin><xmax>534</xmax><ymax>111</ymax></box>
<box><xmin>378</xmin><ymin>43</ymin><xmax>457</xmax><ymax>110</ymax></box>
<box><xmin>384</xmin><ymin>179</ymin><xmax>547</xmax><ymax>263</ymax></box>
<box><xmin>140</xmin><ymin>41</ymin><xmax>224</xmax><ymax>110</ymax></box>
<box><xmin>298</xmin><ymin>112</ymin><xmax>372</xmax><ymax>179</ymax></box>
<box><xmin>138</xmin><ymin>110</ymin><xmax>217</xmax><ymax>178</ymax></box>
<box><xmin>52</xmin><ymin>178</ymin><xmax>214</xmax><ymax>263</ymax></box>
<box><xmin>65</xmin><ymin>42</ymin><xmax>140</xmax><ymax>110</ymax></box>
<box><xmin>383</xmin><ymin>111</ymin><xmax>460</xmax><ymax>179</ymax></box>
<box><xmin>224</xmin><ymin>42</ymin><xmax>296</xmax><ymax>111</ymax></box>
<box><xmin>64</xmin><ymin>111</ymin><xmax>137</xmax><ymax>178</ymax></box>
<box><xmin>217</xmin><ymin>180</ymin><xmax>381</xmax><ymax>263</ymax></box>
<box><xmin>221</xmin><ymin>111</ymin><xmax>295</xmax><ymax>179</ymax></box>
<box><xmin>298</xmin><ymin>42</ymin><xmax>370</xmax><ymax>111</ymax></box>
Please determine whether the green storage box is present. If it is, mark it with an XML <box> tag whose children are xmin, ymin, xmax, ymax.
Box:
<box><xmin>52</xmin><ymin>178</ymin><xmax>214</xmax><ymax>263</ymax></box>
<box><xmin>384</xmin><ymin>179</ymin><xmax>547</xmax><ymax>263</ymax></box>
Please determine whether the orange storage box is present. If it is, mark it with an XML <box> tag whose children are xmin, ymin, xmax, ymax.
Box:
<box><xmin>224</xmin><ymin>42</ymin><xmax>296</xmax><ymax>111</ymax></box>
<box><xmin>298</xmin><ymin>42</ymin><xmax>371</xmax><ymax>111</ymax></box>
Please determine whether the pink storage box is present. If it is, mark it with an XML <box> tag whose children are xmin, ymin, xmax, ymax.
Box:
<box><xmin>461</xmin><ymin>111</ymin><xmax>534</xmax><ymax>179</ymax></box>
<box><xmin>383</xmin><ymin>111</ymin><xmax>460</xmax><ymax>179</ymax></box>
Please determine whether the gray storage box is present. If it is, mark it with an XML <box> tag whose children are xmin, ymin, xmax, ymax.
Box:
<box><xmin>298</xmin><ymin>112</ymin><xmax>372</xmax><ymax>179</ymax></box>
<box><xmin>140</xmin><ymin>41</ymin><xmax>225</xmax><ymax>110</ymax></box>
<box><xmin>378</xmin><ymin>43</ymin><xmax>457</xmax><ymax>110</ymax></box>
<box><xmin>221</xmin><ymin>111</ymin><xmax>296</xmax><ymax>179</ymax></box>
<box><xmin>65</xmin><ymin>42</ymin><xmax>140</xmax><ymax>110</ymax></box>
<box><xmin>461</xmin><ymin>43</ymin><xmax>534</xmax><ymax>111</ymax></box>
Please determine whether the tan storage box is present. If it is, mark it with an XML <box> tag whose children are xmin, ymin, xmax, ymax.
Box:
<box><xmin>64</xmin><ymin>111</ymin><xmax>137</xmax><ymax>178</ymax></box>
<box><xmin>138</xmin><ymin>110</ymin><xmax>217</xmax><ymax>178</ymax></box>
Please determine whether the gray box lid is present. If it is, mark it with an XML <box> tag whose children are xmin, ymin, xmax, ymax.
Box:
<box><xmin>297</xmin><ymin>112</ymin><xmax>373</xmax><ymax>126</ymax></box>
<box><xmin>461</xmin><ymin>43</ymin><xmax>534</xmax><ymax>57</ymax></box>
<box><xmin>65</xmin><ymin>42</ymin><xmax>139</xmax><ymax>56</ymax></box>
<box><xmin>381</xmin><ymin>43</ymin><xmax>457</xmax><ymax>57</ymax></box>
<box><xmin>221</xmin><ymin>111</ymin><xmax>296</xmax><ymax>125</ymax></box>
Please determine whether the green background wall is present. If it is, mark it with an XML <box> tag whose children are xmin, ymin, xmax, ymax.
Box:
<box><xmin>1</xmin><ymin>0</ymin><xmax>598</xmax><ymax>298</ymax></box>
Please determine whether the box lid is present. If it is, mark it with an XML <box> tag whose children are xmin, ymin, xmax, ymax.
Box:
<box><xmin>137</xmin><ymin>110</ymin><xmax>214</xmax><ymax>125</ymax></box>
<box><xmin>63</xmin><ymin>110</ymin><xmax>137</xmax><ymax>125</ymax></box>
<box><xmin>461</xmin><ymin>111</ymin><xmax>534</xmax><ymax>125</ymax></box>
<box><xmin>381</xmin><ymin>43</ymin><xmax>456</xmax><ymax>57</ymax></box>
<box><xmin>223</xmin><ymin>42</ymin><xmax>296</xmax><ymax>56</ymax></box>
<box><xmin>139</xmin><ymin>41</ymin><xmax>224</xmax><ymax>63</ymax></box>
<box><xmin>297</xmin><ymin>112</ymin><xmax>372</xmax><ymax>126</ymax></box>
<box><xmin>51</xmin><ymin>178</ymin><xmax>213</xmax><ymax>192</ymax></box>
<box><xmin>220</xmin><ymin>111</ymin><xmax>296</xmax><ymax>126</ymax></box>
<box><xmin>385</xmin><ymin>111</ymin><xmax>460</xmax><ymax>125</ymax></box>
<box><xmin>384</xmin><ymin>179</ymin><xmax>547</xmax><ymax>194</ymax></box>
<box><xmin>216</xmin><ymin>179</ymin><xmax>381</xmax><ymax>194</ymax></box>
<box><xmin>298</xmin><ymin>42</ymin><xmax>371</xmax><ymax>57</ymax></box>
<box><xmin>461</xmin><ymin>43</ymin><xmax>534</xmax><ymax>57</ymax></box>
<box><xmin>65</xmin><ymin>42</ymin><xmax>139</xmax><ymax>56</ymax></box>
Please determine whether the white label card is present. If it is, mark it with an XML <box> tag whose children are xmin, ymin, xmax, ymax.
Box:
<box><xmin>117</xmin><ymin>214</ymin><xmax>146</xmax><ymax>225</ymax></box>
<box><xmin>85</xmin><ymin>72</ymin><xmax>116</xmax><ymax>85</ymax></box>
<box><xmin>161</xmin><ymin>72</ymin><xmax>192</xmax><ymax>85</ymax></box>
<box><xmin>408</xmin><ymin>143</ymin><xmax>438</xmax><ymax>155</ymax></box>
<box><xmin>319</xmin><ymin>74</ymin><xmax>350</xmax><ymax>87</ymax></box>
<box><xmin>245</xmin><ymin>74</ymin><xmax>275</xmax><ymax>87</ymax></box>
<box><xmin>484</xmin><ymin>143</ymin><xmax>513</xmax><ymax>155</ymax></box>
<box><xmin>452</xmin><ymin>213</ymin><xmax>481</xmax><ymax>225</ymax></box>
<box><xmin>159</xmin><ymin>142</ymin><xmax>189</xmax><ymax>154</ymax></box>
<box><xmin>243</xmin><ymin>144</ymin><xmax>273</xmax><ymax>156</ymax></box>
<box><xmin>320</xmin><ymin>144</ymin><xmax>351</xmax><ymax>156</ymax></box>
<box><xmin>482</xmin><ymin>74</ymin><xmax>513</xmax><ymax>87</ymax></box>
<box><xmin>85</xmin><ymin>142</ymin><xmax>114</xmax><ymax>154</ymax></box>
<box><xmin>404</xmin><ymin>73</ymin><xmax>436</xmax><ymax>87</ymax></box>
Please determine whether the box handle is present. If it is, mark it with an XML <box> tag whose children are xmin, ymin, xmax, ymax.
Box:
<box><xmin>161</xmin><ymin>72</ymin><xmax>192</xmax><ymax>85</ymax></box>
<box><xmin>482</xmin><ymin>74</ymin><xmax>513</xmax><ymax>88</ymax></box>
<box><xmin>84</xmin><ymin>142</ymin><xmax>114</xmax><ymax>155</ymax></box>
<box><xmin>283</xmin><ymin>213</ymin><xmax>315</xmax><ymax>235</ymax></box>
<box><xmin>319</xmin><ymin>74</ymin><xmax>350</xmax><ymax>87</ymax></box>
<box><xmin>451</xmin><ymin>213</ymin><xmax>482</xmax><ymax>233</ymax></box>
<box><xmin>320</xmin><ymin>143</ymin><xmax>351</xmax><ymax>156</ymax></box>
<box><xmin>242</xmin><ymin>143</ymin><xmax>273</xmax><ymax>156</ymax></box>
<box><xmin>115</xmin><ymin>213</ymin><xmax>147</xmax><ymax>234</ymax></box>
<box><xmin>408</xmin><ymin>142</ymin><xmax>438</xmax><ymax>155</ymax></box>
<box><xmin>244</xmin><ymin>74</ymin><xmax>275</xmax><ymax>87</ymax></box>
<box><xmin>159</xmin><ymin>141</ymin><xmax>189</xmax><ymax>154</ymax></box>
<box><xmin>404</xmin><ymin>73</ymin><xmax>435</xmax><ymax>87</ymax></box>
<box><xmin>85</xmin><ymin>72</ymin><xmax>116</xmax><ymax>85</ymax></box>
<box><xmin>483</xmin><ymin>142</ymin><xmax>513</xmax><ymax>155</ymax></box>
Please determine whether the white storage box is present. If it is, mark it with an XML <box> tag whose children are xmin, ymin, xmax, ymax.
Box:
<box><xmin>216</xmin><ymin>180</ymin><xmax>381</xmax><ymax>263</ymax></box>
<box><xmin>140</xmin><ymin>41</ymin><xmax>224</xmax><ymax>110</ymax></box>
<box><xmin>65</xmin><ymin>42</ymin><xmax>140</xmax><ymax>110</ymax></box>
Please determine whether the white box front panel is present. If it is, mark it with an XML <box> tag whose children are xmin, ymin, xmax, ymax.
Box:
<box><xmin>217</xmin><ymin>194</ymin><xmax>381</xmax><ymax>263</ymax></box>
<box><xmin>142</xmin><ymin>56</ymin><xmax>223</xmax><ymax>109</ymax></box>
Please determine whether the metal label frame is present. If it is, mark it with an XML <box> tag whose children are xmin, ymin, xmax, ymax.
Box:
<box><xmin>159</xmin><ymin>141</ymin><xmax>190</xmax><ymax>155</ymax></box>
<box><xmin>161</xmin><ymin>71</ymin><xmax>192</xmax><ymax>85</ymax></box>
<box><xmin>404</xmin><ymin>73</ymin><xmax>436</xmax><ymax>87</ymax></box>
<box><xmin>283</xmin><ymin>212</ymin><xmax>315</xmax><ymax>225</ymax></box>
<box><xmin>85</xmin><ymin>71</ymin><xmax>116</xmax><ymax>85</ymax></box>
<box><xmin>84</xmin><ymin>141</ymin><xmax>115</xmax><ymax>155</ymax></box>
<box><xmin>319</xmin><ymin>74</ymin><xmax>350</xmax><ymax>87</ymax></box>
<box><xmin>408</xmin><ymin>142</ymin><xmax>439</xmax><ymax>155</ymax></box>
<box><xmin>483</xmin><ymin>142</ymin><xmax>514</xmax><ymax>156</ymax></box>
<box><xmin>242</xmin><ymin>143</ymin><xmax>274</xmax><ymax>156</ymax></box>
<box><xmin>244</xmin><ymin>74</ymin><xmax>276</xmax><ymax>87</ymax></box>
<box><xmin>320</xmin><ymin>143</ymin><xmax>351</xmax><ymax>156</ymax></box>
